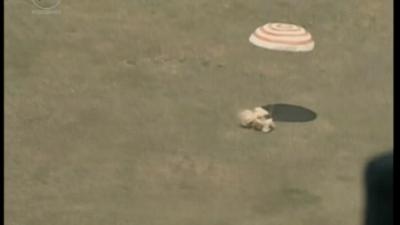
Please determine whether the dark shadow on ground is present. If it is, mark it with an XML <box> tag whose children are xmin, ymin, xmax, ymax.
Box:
<box><xmin>262</xmin><ymin>103</ymin><xmax>317</xmax><ymax>122</ymax></box>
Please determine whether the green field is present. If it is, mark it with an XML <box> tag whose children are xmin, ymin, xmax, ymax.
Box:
<box><xmin>5</xmin><ymin>0</ymin><xmax>393</xmax><ymax>225</ymax></box>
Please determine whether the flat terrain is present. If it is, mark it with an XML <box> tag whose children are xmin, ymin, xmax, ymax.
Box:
<box><xmin>5</xmin><ymin>0</ymin><xmax>393</xmax><ymax>225</ymax></box>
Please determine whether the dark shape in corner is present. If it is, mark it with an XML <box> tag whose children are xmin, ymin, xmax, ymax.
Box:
<box><xmin>262</xmin><ymin>103</ymin><xmax>317</xmax><ymax>122</ymax></box>
<box><xmin>364</xmin><ymin>152</ymin><xmax>393</xmax><ymax>225</ymax></box>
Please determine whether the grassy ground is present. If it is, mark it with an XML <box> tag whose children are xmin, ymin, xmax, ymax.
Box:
<box><xmin>5</xmin><ymin>0</ymin><xmax>393</xmax><ymax>225</ymax></box>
